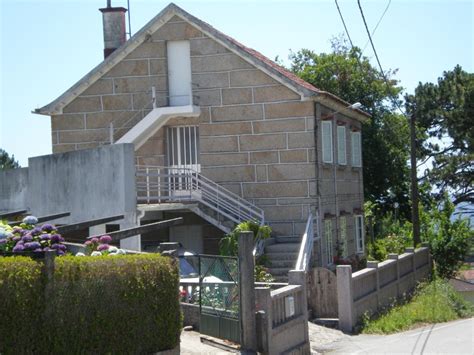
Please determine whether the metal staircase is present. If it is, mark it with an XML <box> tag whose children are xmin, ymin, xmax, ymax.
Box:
<box><xmin>135</xmin><ymin>166</ymin><xmax>265</xmax><ymax>233</ymax></box>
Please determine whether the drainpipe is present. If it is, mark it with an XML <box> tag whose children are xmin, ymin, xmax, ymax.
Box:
<box><xmin>333</xmin><ymin>113</ymin><xmax>339</xmax><ymax>262</ymax></box>
<box><xmin>315</xmin><ymin>103</ymin><xmax>323</xmax><ymax>265</ymax></box>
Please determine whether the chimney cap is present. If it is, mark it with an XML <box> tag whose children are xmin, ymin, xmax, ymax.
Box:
<box><xmin>99</xmin><ymin>6</ymin><xmax>127</xmax><ymax>13</ymax></box>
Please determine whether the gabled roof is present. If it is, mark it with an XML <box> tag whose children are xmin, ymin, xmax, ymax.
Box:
<box><xmin>34</xmin><ymin>3</ymin><xmax>370</xmax><ymax>121</ymax></box>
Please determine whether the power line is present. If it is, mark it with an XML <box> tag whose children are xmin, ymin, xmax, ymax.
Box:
<box><xmin>361</xmin><ymin>0</ymin><xmax>391</xmax><ymax>54</ymax></box>
<box><xmin>334</xmin><ymin>0</ymin><xmax>355</xmax><ymax>49</ymax></box>
<box><xmin>357</xmin><ymin>0</ymin><xmax>406</xmax><ymax>116</ymax></box>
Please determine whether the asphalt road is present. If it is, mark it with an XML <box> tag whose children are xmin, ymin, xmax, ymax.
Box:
<box><xmin>327</xmin><ymin>318</ymin><xmax>474</xmax><ymax>355</ymax></box>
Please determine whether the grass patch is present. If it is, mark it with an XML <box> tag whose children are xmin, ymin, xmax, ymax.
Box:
<box><xmin>361</xmin><ymin>278</ymin><xmax>474</xmax><ymax>334</ymax></box>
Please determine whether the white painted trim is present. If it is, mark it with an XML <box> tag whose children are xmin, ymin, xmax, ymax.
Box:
<box><xmin>116</xmin><ymin>105</ymin><xmax>200</xmax><ymax>150</ymax></box>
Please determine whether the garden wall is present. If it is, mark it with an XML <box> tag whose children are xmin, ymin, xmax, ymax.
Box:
<box><xmin>337</xmin><ymin>245</ymin><xmax>431</xmax><ymax>332</ymax></box>
<box><xmin>0</xmin><ymin>144</ymin><xmax>138</xmax><ymax>248</ymax></box>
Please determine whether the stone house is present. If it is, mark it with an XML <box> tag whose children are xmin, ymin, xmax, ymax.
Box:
<box><xmin>34</xmin><ymin>2</ymin><xmax>369</xmax><ymax>275</ymax></box>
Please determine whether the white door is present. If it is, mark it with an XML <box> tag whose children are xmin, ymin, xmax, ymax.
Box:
<box><xmin>167</xmin><ymin>40</ymin><xmax>192</xmax><ymax>106</ymax></box>
<box><xmin>167</xmin><ymin>126</ymin><xmax>200</xmax><ymax>196</ymax></box>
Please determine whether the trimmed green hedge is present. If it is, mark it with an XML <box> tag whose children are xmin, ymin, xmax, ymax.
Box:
<box><xmin>0</xmin><ymin>254</ymin><xmax>181</xmax><ymax>354</ymax></box>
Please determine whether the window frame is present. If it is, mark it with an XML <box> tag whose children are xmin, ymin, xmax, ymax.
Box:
<box><xmin>325</xmin><ymin>219</ymin><xmax>334</xmax><ymax>265</ymax></box>
<box><xmin>337</xmin><ymin>125</ymin><xmax>347</xmax><ymax>165</ymax></box>
<box><xmin>355</xmin><ymin>215</ymin><xmax>365</xmax><ymax>253</ymax></box>
<box><xmin>351</xmin><ymin>131</ymin><xmax>362</xmax><ymax>167</ymax></box>
<box><xmin>322</xmin><ymin>121</ymin><xmax>333</xmax><ymax>164</ymax></box>
<box><xmin>340</xmin><ymin>215</ymin><xmax>347</xmax><ymax>257</ymax></box>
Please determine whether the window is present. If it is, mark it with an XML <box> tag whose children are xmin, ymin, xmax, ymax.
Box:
<box><xmin>325</xmin><ymin>219</ymin><xmax>333</xmax><ymax>265</ymax></box>
<box><xmin>322</xmin><ymin>121</ymin><xmax>333</xmax><ymax>163</ymax></box>
<box><xmin>167</xmin><ymin>41</ymin><xmax>192</xmax><ymax>106</ymax></box>
<box><xmin>355</xmin><ymin>215</ymin><xmax>364</xmax><ymax>253</ymax></box>
<box><xmin>340</xmin><ymin>216</ymin><xmax>347</xmax><ymax>257</ymax></box>
<box><xmin>351</xmin><ymin>131</ymin><xmax>362</xmax><ymax>167</ymax></box>
<box><xmin>337</xmin><ymin>126</ymin><xmax>347</xmax><ymax>165</ymax></box>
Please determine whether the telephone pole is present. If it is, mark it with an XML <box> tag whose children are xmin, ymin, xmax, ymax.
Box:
<box><xmin>410</xmin><ymin>113</ymin><xmax>421</xmax><ymax>247</ymax></box>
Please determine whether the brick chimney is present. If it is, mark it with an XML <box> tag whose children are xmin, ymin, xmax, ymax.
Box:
<box><xmin>99</xmin><ymin>0</ymin><xmax>127</xmax><ymax>59</ymax></box>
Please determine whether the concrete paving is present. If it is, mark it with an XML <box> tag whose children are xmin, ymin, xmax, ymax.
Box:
<box><xmin>180</xmin><ymin>330</ymin><xmax>233</xmax><ymax>354</ymax></box>
<box><xmin>325</xmin><ymin>318</ymin><xmax>474</xmax><ymax>355</ymax></box>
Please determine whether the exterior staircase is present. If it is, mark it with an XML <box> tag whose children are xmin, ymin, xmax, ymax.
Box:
<box><xmin>135</xmin><ymin>166</ymin><xmax>265</xmax><ymax>234</ymax></box>
<box><xmin>265</xmin><ymin>237</ymin><xmax>301</xmax><ymax>282</ymax></box>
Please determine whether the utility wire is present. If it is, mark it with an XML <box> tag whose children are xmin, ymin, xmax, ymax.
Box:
<box><xmin>361</xmin><ymin>0</ymin><xmax>391</xmax><ymax>54</ymax></box>
<box><xmin>357</xmin><ymin>0</ymin><xmax>406</xmax><ymax>116</ymax></box>
<box><xmin>335</xmin><ymin>0</ymin><xmax>355</xmax><ymax>49</ymax></box>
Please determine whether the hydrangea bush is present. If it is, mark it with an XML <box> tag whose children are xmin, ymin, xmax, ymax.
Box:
<box><xmin>80</xmin><ymin>234</ymin><xmax>126</xmax><ymax>256</ymax></box>
<box><xmin>0</xmin><ymin>216</ymin><xmax>67</xmax><ymax>255</ymax></box>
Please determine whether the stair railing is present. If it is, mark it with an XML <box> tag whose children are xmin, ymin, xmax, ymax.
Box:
<box><xmin>136</xmin><ymin>166</ymin><xmax>265</xmax><ymax>227</ymax></box>
<box><xmin>294</xmin><ymin>213</ymin><xmax>314</xmax><ymax>271</ymax></box>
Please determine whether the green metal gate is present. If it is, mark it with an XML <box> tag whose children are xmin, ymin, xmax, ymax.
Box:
<box><xmin>199</xmin><ymin>255</ymin><xmax>240</xmax><ymax>344</ymax></box>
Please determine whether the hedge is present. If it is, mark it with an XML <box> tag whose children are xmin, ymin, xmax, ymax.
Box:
<box><xmin>0</xmin><ymin>254</ymin><xmax>181</xmax><ymax>354</ymax></box>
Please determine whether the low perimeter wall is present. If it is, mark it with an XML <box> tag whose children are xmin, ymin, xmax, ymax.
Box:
<box><xmin>337</xmin><ymin>245</ymin><xmax>431</xmax><ymax>332</ymax></box>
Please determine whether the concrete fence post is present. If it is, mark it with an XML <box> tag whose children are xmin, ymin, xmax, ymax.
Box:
<box><xmin>367</xmin><ymin>261</ymin><xmax>379</xmax><ymax>307</ymax></box>
<box><xmin>43</xmin><ymin>250</ymin><xmax>56</xmax><ymax>326</ymax></box>
<box><xmin>238</xmin><ymin>231</ymin><xmax>257</xmax><ymax>353</ymax></box>
<box><xmin>255</xmin><ymin>287</ymin><xmax>272</xmax><ymax>354</ymax></box>
<box><xmin>388</xmin><ymin>254</ymin><xmax>400</xmax><ymax>297</ymax></box>
<box><xmin>337</xmin><ymin>265</ymin><xmax>354</xmax><ymax>333</ymax></box>
<box><xmin>288</xmin><ymin>270</ymin><xmax>310</xmax><ymax>352</ymax></box>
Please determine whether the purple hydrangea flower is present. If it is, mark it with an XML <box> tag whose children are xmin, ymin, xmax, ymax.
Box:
<box><xmin>57</xmin><ymin>250</ymin><xmax>65</xmax><ymax>256</ymax></box>
<box><xmin>12</xmin><ymin>226</ymin><xmax>23</xmax><ymax>233</ymax></box>
<box><xmin>50</xmin><ymin>243</ymin><xmax>60</xmax><ymax>250</ymax></box>
<box><xmin>12</xmin><ymin>236</ymin><xmax>21</xmax><ymax>243</ymax></box>
<box><xmin>33</xmin><ymin>248</ymin><xmax>43</xmax><ymax>253</ymax></box>
<box><xmin>41</xmin><ymin>224</ymin><xmax>55</xmax><ymax>233</ymax></box>
<box><xmin>40</xmin><ymin>234</ymin><xmax>51</xmax><ymax>241</ymax></box>
<box><xmin>43</xmin><ymin>247</ymin><xmax>53</xmax><ymax>252</ymax></box>
<box><xmin>30</xmin><ymin>241</ymin><xmax>41</xmax><ymax>249</ymax></box>
<box><xmin>84</xmin><ymin>240</ymin><xmax>92</xmax><ymax>246</ymax></box>
<box><xmin>99</xmin><ymin>235</ymin><xmax>112</xmax><ymax>244</ymax></box>
<box><xmin>13</xmin><ymin>244</ymin><xmax>25</xmax><ymax>252</ymax></box>
<box><xmin>97</xmin><ymin>244</ymin><xmax>109</xmax><ymax>251</ymax></box>
<box><xmin>0</xmin><ymin>239</ymin><xmax>6</xmax><ymax>245</ymax></box>
<box><xmin>31</xmin><ymin>227</ymin><xmax>42</xmax><ymax>236</ymax></box>
<box><xmin>51</xmin><ymin>234</ymin><xmax>61</xmax><ymax>243</ymax></box>
<box><xmin>57</xmin><ymin>244</ymin><xmax>67</xmax><ymax>252</ymax></box>
<box><xmin>90</xmin><ymin>237</ymin><xmax>99</xmax><ymax>244</ymax></box>
<box><xmin>22</xmin><ymin>234</ymin><xmax>33</xmax><ymax>243</ymax></box>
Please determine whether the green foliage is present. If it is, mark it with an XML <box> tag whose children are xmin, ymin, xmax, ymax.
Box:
<box><xmin>361</xmin><ymin>278</ymin><xmax>474</xmax><ymax>334</ymax></box>
<box><xmin>288</xmin><ymin>38</ymin><xmax>411</xmax><ymax>218</ymax></box>
<box><xmin>421</xmin><ymin>197</ymin><xmax>473</xmax><ymax>279</ymax></box>
<box><xmin>406</xmin><ymin>65</ymin><xmax>474</xmax><ymax>206</ymax></box>
<box><xmin>254</xmin><ymin>264</ymin><xmax>275</xmax><ymax>283</ymax></box>
<box><xmin>0</xmin><ymin>256</ymin><xmax>43</xmax><ymax>353</ymax></box>
<box><xmin>0</xmin><ymin>149</ymin><xmax>20</xmax><ymax>171</ymax></box>
<box><xmin>0</xmin><ymin>254</ymin><xmax>181</xmax><ymax>354</ymax></box>
<box><xmin>219</xmin><ymin>221</ymin><xmax>271</xmax><ymax>257</ymax></box>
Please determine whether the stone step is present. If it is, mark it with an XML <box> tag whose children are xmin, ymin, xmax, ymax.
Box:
<box><xmin>265</xmin><ymin>243</ymin><xmax>300</xmax><ymax>253</ymax></box>
<box><xmin>265</xmin><ymin>252</ymin><xmax>299</xmax><ymax>261</ymax></box>
<box><xmin>275</xmin><ymin>236</ymin><xmax>301</xmax><ymax>244</ymax></box>
<box><xmin>311</xmin><ymin>318</ymin><xmax>340</xmax><ymax>329</ymax></box>
<box><xmin>272</xmin><ymin>275</ymin><xmax>289</xmax><ymax>283</ymax></box>
<box><xmin>268</xmin><ymin>259</ymin><xmax>295</xmax><ymax>268</ymax></box>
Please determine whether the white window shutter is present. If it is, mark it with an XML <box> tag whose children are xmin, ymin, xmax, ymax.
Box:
<box><xmin>337</xmin><ymin>126</ymin><xmax>347</xmax><ymax>165</ymax></box>
<box><xmin>322</xmin><ymin>121</ymin><xmax>333</xmax><ymax>163</ymax></box>
<box><xmin>352</xmin><ymin>132</ymin><xmax>361</xmax><ymax>167</ymax></box>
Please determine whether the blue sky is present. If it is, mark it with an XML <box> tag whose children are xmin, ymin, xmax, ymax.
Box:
<box><xmin>1</xmin><ymin>0</ymin><xmax>472</xmax><ymax>166</ymax></box>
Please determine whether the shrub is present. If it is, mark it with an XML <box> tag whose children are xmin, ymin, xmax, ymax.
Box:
<box><xmin>0</xmin><ymin>254</ymin><xmax>181</xmax><ymax>354</ymax></box>
<box><xmin>219</xmin><ymin>221</ymin><xmax>271</xmax><ymax>256</ymax></box>
<box><xmin>0</xmin><ymin>256</ymin><xmax>44</xmax><ymax>353</ymax></box>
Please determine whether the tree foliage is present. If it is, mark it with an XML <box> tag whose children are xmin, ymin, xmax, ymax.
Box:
<box><xmin>0</xmin><ymin>149</ymin><xmax>20</xmax><ymax>171</ymax></box>
<box><xmin>406</xmin><ymin>65</ymin><xmax>473</xmax><ymax>206</ymax></box>
<box><xmin>289</xmin><ymin>38</ymin><xmax>411</xmax><ymax>217</ymax></box>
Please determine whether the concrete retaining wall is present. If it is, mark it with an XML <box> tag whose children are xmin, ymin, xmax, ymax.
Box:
<box><xmin>0</xmin><ymin>144</ymin><xmax>137</xmax><ymax>247</ymax></box>
<box><xmin>337</xmin><ymin>245</ymin><xmax>431</xmax><ymax>332</ymax></box>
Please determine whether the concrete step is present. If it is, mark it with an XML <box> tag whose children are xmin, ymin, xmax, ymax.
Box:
<box><xmin>268</xmin><ymin>259</ymin><xmax>295</xmax><ymax>268</ymax></box>
<box><xmin>312</xmin><ymin>318</ymin><xmax>340</xmax><ymax>329</ymax></box>
<box><xmin>275</xmin><ymin>236</ymin><xmax>301</xmax><ymax>244</ymax></box>
<box><xmin>265</xmin><ymin>243</ymin><xmax>300</xmax><ymax>253</ymax></box>
<box><xmin>265</xmin><ymin>252</ymin><xmax>299</xmax><ymax>261</ymax></box>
